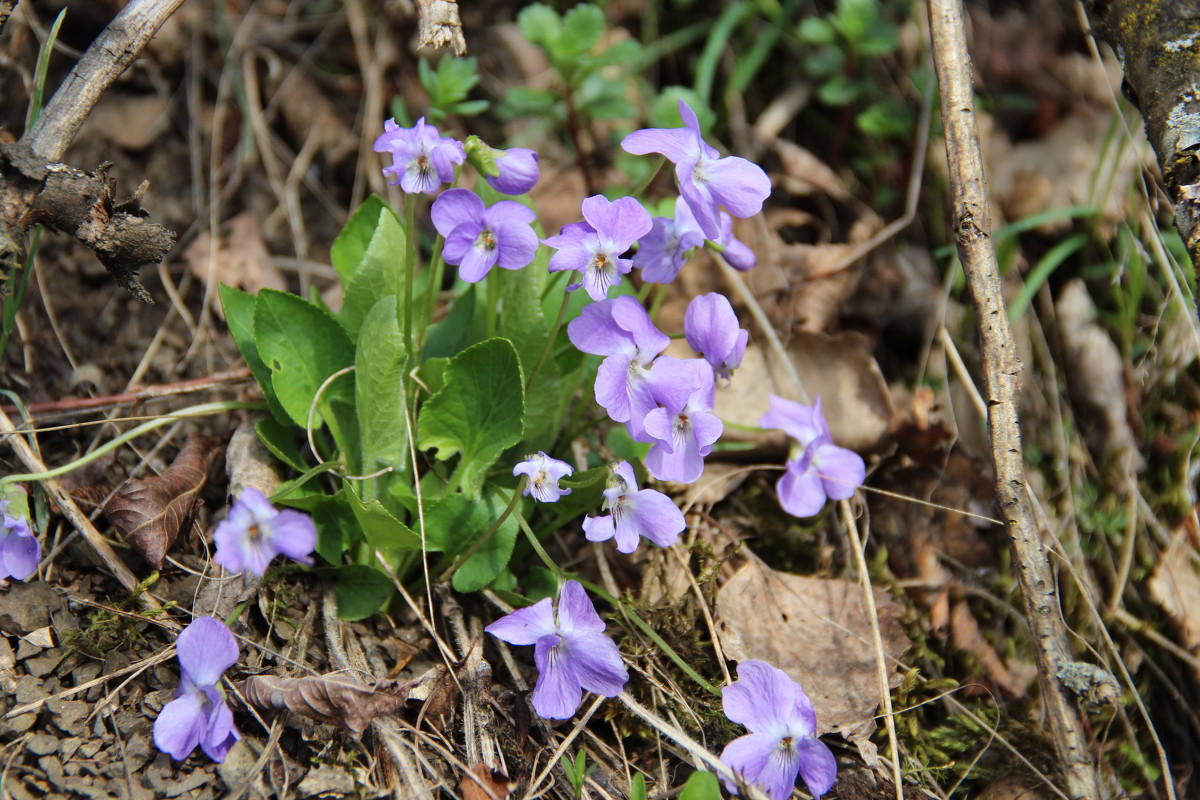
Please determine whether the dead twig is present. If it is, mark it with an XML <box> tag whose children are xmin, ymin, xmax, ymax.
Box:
<box><xmin>927</xmin><ymin>0</ymin><xmax>1100</xmax><ymax>797</ymax></box>
<box><xmin>414</xmin><ymin>0</ymin><xmax>466</xmax><ymax>56</ymax></box>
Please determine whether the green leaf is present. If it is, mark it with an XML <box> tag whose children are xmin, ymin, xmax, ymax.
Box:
<box><xmin>355</xmin><ymin>298</ymin><xmax>409</xmax><ymax>474</ymax></box>
<box><xmin>253</xmin><ymin>289</ymin><xmax>355</xmax><ymax>431</ymax></box>
<box><xmin>339</xmin><ymin>204</ymin><xmax>408</xmax><ymax>337</ymax></box>
<box><xmin>517</xmin><ymin>4</ymin><xmax>561</xmax><ymax>47</ymax></box>
<box><xmin>255</xmin><ymin>417</ymin><xmax>307</xmax><ymax>472</ymax></box>
<box><xmin>424</xmin><ymin>490</ymin><xmax>519</xmax><ymax>593</ymax></box>
<box><xmin>0</xmin><ymin>484</ymin><xmax>30</xmax><ymax>521</ymax></box>
<box><xmin>332</xmin><ymin>196</ymin><xmax>394</xmax><ymax>287</ymax></box>
<box><xmin>498</xmin><ymin>87</ymin><xmax>559</xmax><ymax>119</ymax></box>
<box><xmin>630</xmin><ymin>773</ymin><xmax>648</xmax><ymax>800</ymax></box>
<box><xmin>495</xmin><ymin>258</ymin><xmax>562</xmax><ymax>445</ymax></box>
<box><xmin>307</xmin><ymin>494</ymin><xmax>351</xmax><ymax>564</ymax></box>
<box><xmin>557</xmin><ymin>4</ymin><xmax>605</xmax><ymax>58</ymax></box>
<box><xmin>817</xmin><ymin>73</ymin><xmax>860</xmax><ymax>106</ymax></box>
<box><xmin>797</xmin><ymin>16</ymin><xmax>837</xmax><ymax>46</ymax></box>
<box><xmin>417</xmin><ymin>339</ymin><xmax>524</xmax><ymax>498</ymax></box>
<box><xmin>335</xmin><ymin>564</ymin><xmax>393</xmax><ymax>620</ymax></box>
<box><xmin>219</xmin><ymin>285</ymin><xmax>288</xmax><ymax>423</ymax></box>
<box><xmin>450</xmin><ymin>99</ymin><xmax>490</xmax><ymax>117</ymax></box>
<box><xmin>423</xmin><ymin>285</ymin><xmax>476</xmax><ymax>359</ymax></box>
<box><xmin>342</xmin><ymin>486</ymin><xmax>423</xmax><ymax>554</ymax></box>
<box><xmin>679</xmin><ymin>771</ymin><xmax>721</xmax><ymax>800</ymax></box>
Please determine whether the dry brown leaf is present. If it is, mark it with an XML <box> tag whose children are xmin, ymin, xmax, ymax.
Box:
<box><xmin>81</xmin><ymin>92</ymin><xmax>170</xmax><ymax>151</ymax></box>
<box><xmin>103</xmin><ymin>433</ymin><xmax>220</xmax><ymax>568</ymax></box>
<box><xmin>949</xmin><ymin>600</ymin><xmax>1027</xmax><ymax>698</ymax></box>
<box><xmin>771</xmin><ymin>138</ymin><xmax>852</xmax><ymax>201</ymax></box>
<box><xmin>185</xmin><ymin>212</ymin><xmax>286</xmax><ymax>310</ymax></box>
<box><xmin>459</xmin><ymin>764</ymin><xmax>515</xmax><ymax>800</ymax></box>
<box><xmin>1148</xmin><ymin>530</ymin><xmax>1200</xmax><ymax>683</ymax></box>
<box><xmin>1056</xmin><ymin>279</ymin><xmax>1141</xmax><ymax>479</ymax></box>
<box><xmin>271</xmin><ymin>70</ymin><xmax>358</xmax><ymax>167</ymax></box>
<box><xmin>715</xmin><ymin>560</ymin><xmax>911</xmax><ymax>735</ymax></box>
<box><xmin>239</xmin><ymin>674</ymin><xmax>412</xmax><ymax>738</ymax></box>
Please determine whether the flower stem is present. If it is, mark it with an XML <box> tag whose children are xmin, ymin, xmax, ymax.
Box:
<box><xmin>404</xmin><ymin>195</ymin><xmax>418</xmax><ymax>359</ymax></box>
<box><xmin>578</xmin><ymin>577</ymin><xmax>721</xmax><ymax>696</ymax></box>
<box><xmin>0</xmin><ymin>401</ymin><xmax>266</xmax><ymax>487</ymax></box>
<box><xmin>419</xmin><ymin>234</ymin><xmax>446</xmax><ymax>351</ymax></box>
<box><xmin>525</xmin><ymin>290</ymin><xmax>572</xmax><ymax>391</ymax></box>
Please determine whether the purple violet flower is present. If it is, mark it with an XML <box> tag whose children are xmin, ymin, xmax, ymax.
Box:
<box><xmin>582</xmin><ymin>461</ymin><xmax>685</xmax><ymax>554</ymax></box>
<box><xmin>642</xmin><ymin>358</ymin><xmax>723</xmax><ymax>484</ymax></box>
<box><xmin>567</xmin><ymin>296</ymin><xmax>670</xmax><ymax>439</ymax></box>
<box><xmin>632</xmin><ymin>201</ymin><xmax>705</xmax><ymax>284</ymax></box>
<box><xmin>213</xmin><ymin>488</ymin><xmax>317</xmax><ymax>576</ymax></box>
<box><xmin>621</xmin><ymin>100</ymin><xmax>771</xmax><ymax>241</ymax></box>
<box><xmin>544</xmin><ymin>195</ymin><xmax>652</xmax><ymax>301</ymax></box>
<box><xmin>432</xmin><ymin>188</ymin><xmax>539</xmax><ymax>283</ymax></box>
<box><xmin>710</xmin><ymin>210</ymin><xmax>757</xmax><ymax>271</ymax></box>
<box><xmin>373</xmin><ymin>117</ymin><xmax>465</xmax><ymax>195</ymax></box>
<box><xmin>153</xmin><ymin>616</ymin><xmax>241</xmax><ymax>763</ymax></box>
<box><xmin>487</xmin><ymin>147</ymin><xmax>540</xmax><ymax>195</ymax></box>
<box><xmin>759</xmin><ymin>396</ymin><xmax>866</xmax><ymax>518</ymax></box>
<box><xmin>0</xmin><ymin>500</ymin><xmax>40</xmax><ymax>581</ymax></box>
<box><xmin>720</xmin><ymin>660</ymin><xmax>838</xmax><ymax>800</ymax></box>
<box><xmin>684</xmin><ymin>293</ymin><xmax>748</xmax><ymax>382</ymax></box>
<box><xmin>514</xmin><ymin>452</ymin><xmax>574</xmax><ymax>503</ymax></box>
<box><xmin>485</xmin><ymin>580</ymin><xmax>627</xmax><ymax>719</ymax></box>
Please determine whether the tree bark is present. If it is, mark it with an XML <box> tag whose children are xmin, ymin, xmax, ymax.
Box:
<box><xmin>1086</xmin><ymin>0</ymin><xmax>1200</xmax><ymax>305</ymax></box>
<box><xmin>928</xmin><ymin>0</ymin><xmax>1102</xmax><ymax>797</ymax></box>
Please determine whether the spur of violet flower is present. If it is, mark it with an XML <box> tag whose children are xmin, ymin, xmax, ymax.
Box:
<box><xmin>373</xmin><ymin>117</ymin><xmax>465</xmax><ymax>195</ymax></box>
<box><xmin>641</xmin><ymin>358</ymin><xmax>723</xmax><ymax>484</ymax></box>
<box><xmin>514</xmin><ymin>452</ymin><xmax>574</xmax><ymax>503</ymax></box>
<box><xmin>567</xmin><ymin>296</ymin><xmax>669</xmax><ymax>438</ymax></box>
<box><xmin>0</xmin><ymin>500</ymin><xmax>40</xmax><ymax>581</ymax></box>
<box><xmin>582</xmin><ymin>461</ymin><xmax>685</xmax><ymax>554</ymax></box>
<box><xmin>153</xmin><ymin>616</ymin><xmax>241</xmax><ymax>763</ymax></box>
<box><xmin>213</xmin><ymin>487</ymin><xmax>317</xmax><ymax>576</ymax></box>
<box><xmin>684</xmin><ymin>292</ymin><xmax>748</xmax><ymax>382</ymax></box>
<box><xmin>759</xmin><ymin>395</ymin><xmax>866</xmax><ymax>518</ymax></box>
<box><xmin>485</xmin><ymin>580</ymin><xmax>627</xmax><ymax>719</ymax></box>
<box><xmin>621</xmin><ymin>100</ymin><xmax>771</xmax><ymax>241</ymax></box>
<box><xmin>720</xmin><ymin>660</ymin><xmax>837</xmax><ymax>800</ymax></box>
<box><xmin>544</xmin><ymin>195</ymin><xmax>652</xmax><ymax>301</ymax></box>
<box><xmin>431</xmin><ymin>189</ymin><xmax>539</xmax><ymax>283</ymax></box>
<box><xmin>632</xmin><ymin>201</ymin><xmax>706</xmax><ymax>283</ymax></box>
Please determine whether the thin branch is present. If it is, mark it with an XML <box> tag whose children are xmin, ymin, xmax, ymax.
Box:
<box><xmin>926</xmin><ymin>0</ymin><xmax>1100</xmax><ymax>797</ymax></box>
<box><xmin>22</xmin><ymin>0</ymin><xmax>187</xmax><ymax>161</ymax></box>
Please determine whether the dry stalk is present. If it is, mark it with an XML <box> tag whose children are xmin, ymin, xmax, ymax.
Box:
<box><xmin>926</xmin><ymin>0</ymin><xmax>1100</xmax><ymax>797</ymax></box>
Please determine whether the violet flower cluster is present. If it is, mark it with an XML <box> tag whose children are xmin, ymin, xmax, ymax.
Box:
<box><xmin>154</xmin><ymin>616</ymin><xmax>241</xmax><ymax>763</ymax></box>
<box><xmin>213</xmin><ymin>488</ymin><xmax>317</xmax><ymax>577</ymax></box>
<box><xmin>0</xmin><ymin>500</ymin><xmax>40</xmax><ymax>582</ymax></box>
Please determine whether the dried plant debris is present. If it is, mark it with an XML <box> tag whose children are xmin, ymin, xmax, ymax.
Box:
<box><xmin>715</xmin><ymin>560</ymin><xmax>911</xmax><ymax>735</ymax></box>
<box><xmin>239</xmin><ymin>674</ymin><xmax>413</xmax><ymax>738</ymax></box>
<box><xmin>103</xmin><ymin>433</ymin><xmax>220</xmax><ymax>568</ymax></box>
<box><xmin>1148</xmin><ymin>528</ymin><xmax>1200</xmax><ymax>684</ymax></box>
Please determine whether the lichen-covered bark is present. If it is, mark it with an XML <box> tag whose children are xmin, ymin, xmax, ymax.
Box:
<box><xmin>1087</xmin><ymin>0</ymin><xmax>1200</xmax><ymax>298</ymax></box>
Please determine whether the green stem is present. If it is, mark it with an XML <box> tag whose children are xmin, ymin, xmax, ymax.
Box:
<box><xmin>514</xmin><ymin>504</ymin><xmax>562</xmax><ymax>575</ymax></box>
<box><xmin>0</xmin><ymin>401</ymin><xmax>266</xmax><ymax>487</ymax></box>
<box><xmin>486</xmin><ymin>271</ymin><xmax>499</xmax><ymax>340</ymax></box>
<box><xmin>404</xmin><ymin>196</ymin><xmax>418</xmax><ymax>359</ymax></box>
<box><xmin>540</xmin><ymin>269</ymin><xmax>572</xmax><ymax>302</ymax></box>
<box><xmin>438</xmin><ymin>482</ymin><xmax>525</xmax><ymax>582</ymax></box>
<box><xmin>630</xmin><ymin>156</ymin><xmax>666</xmax><ymax>200</ymax></box>
<box><xmin>420</xmin><ymin>234</ymin><xmax>446</xmax><ymax>351</ymax></box>
<box><xmin>525</xmin><ymin>290</ymin><xmax>572</xmax><ymax>391</ymax></box>
<box><xmin>577</xmin><ymin>578</ymin><xmax>720</xmax><ymax>696</ymax></box>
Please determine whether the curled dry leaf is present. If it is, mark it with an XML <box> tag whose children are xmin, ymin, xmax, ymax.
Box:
<box><xmin>185</xmin><ymin>211</ymin><xmax>286</xmax><ymax>316</ymax></box>
<box><xmin>103</xmin><ymin>433</ymin><xmax>220</xmax><ymax>569</ymax></box>
<box><xmin>1056</xmin><ymin>279</ymin><xmax>1141</xmax><ymax>481</ymax></box>
<box><xmin>239</xmin><ymin>674</ymin><xmax>413</xmax><ymax>738</ymax></box>
<box><xmin>460</xmin><ymin>764</ymin><xmax>515</xmax><ymax>800</ymax></box>
<box><xmin>715</xmin><ymin>560</ymin><xmax>911</xmax><ymax>735</ymax></box>
<box><xmin>1148</xmin><ymin>527</ymin><xmax>1200</xmax><ymax>684</ymax></box>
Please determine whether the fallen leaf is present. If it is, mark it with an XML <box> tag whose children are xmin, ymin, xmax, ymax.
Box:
<box><xmin>103</xmin><ymin>433</ymin><xmax>220</xmax><ymax>568</ymax></box>
<box><xmin>715</xmin><ymin>560</ymin><xmax>911</xmax><ymax>735</ymax></box>
<box><xmin>1148</xmin><ymin>528</ymin><xmax>1200</xmax><ymax>683</ymax></box>
<box><xmin>81</xmin><ymin>92</ymin><xmax>170</xmax><ymax>151</ymax></box>
<box><xmin>239</xmin><ymin>674</ymin><xmax>413</xmax><ymax>738</ymax></box>
<box><xmin>460</xmin><ymin>764</ymin><xmax>515</xmax><ymax>800</ymax></box>
<box><xmin>185</xmin><ymin>212</ymin><xmax>286</xmax><ymax>314</ymax></box>
<box><xmin>711</xmin><ymin>333</ymin><xmax>892</xmax><ymax>455</ymax></box>
<box><xmin>1056</xmin><ymin>279</ymin><xmax>1141</xmax><ymax>480</ymax></box>
<box><xmin>949</xmin><ymin>600</ymin><xmax>1028</xmax><ymax>698</ymax></box>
